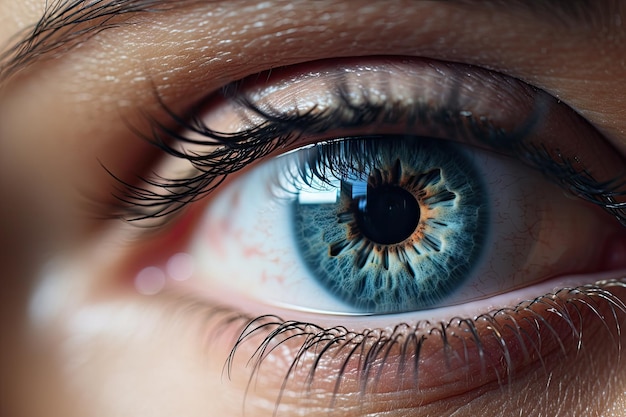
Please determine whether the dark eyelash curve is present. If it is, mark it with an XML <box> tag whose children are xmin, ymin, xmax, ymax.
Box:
<box><xmin>212</xmin><ymin>279</ymin><xmax>626</xmax><ymax>414</ymax></box>
<box><xmin>109</xmin><ymin>80</ymin><xmax>626</xmax><ymax>226</ymax></box>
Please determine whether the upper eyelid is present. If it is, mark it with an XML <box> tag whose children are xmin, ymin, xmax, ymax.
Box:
<box><xmin>108</xmin><ymin>58</ymin><xmax>626</xmax><ymax>226</ymax></box>
<box><xmin>3</xmin><ymin>2</ymin><xmax>624</xmax><ymax>136</ymax></box>
<box><xmin>2</xmin><ymin>2</ymin><xmax>624</xmax><ymax>232</ymax></box>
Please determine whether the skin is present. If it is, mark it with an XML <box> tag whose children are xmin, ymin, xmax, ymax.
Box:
<box><xmin>1</xmin><ymin>1</ymin><xmax>625</xmax><ymax>416</ymax></box>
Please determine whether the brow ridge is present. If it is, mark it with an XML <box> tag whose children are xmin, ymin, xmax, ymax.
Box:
<box><xmin>0</xmin><ymin>0</ymin><xmax>620</xmax><ymax>84</ymax></box>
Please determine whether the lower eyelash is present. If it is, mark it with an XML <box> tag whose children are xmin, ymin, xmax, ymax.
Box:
<box><xmin>211</xmin><ymin>278</ymin><xmax>626</xmax><ymax>413</ymax></box>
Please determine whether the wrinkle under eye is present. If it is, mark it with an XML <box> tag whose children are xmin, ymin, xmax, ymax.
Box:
<box><xmin>206</xmin><ymin>279</ymin><xmax>626</xmax><ymax>415</ymax></box>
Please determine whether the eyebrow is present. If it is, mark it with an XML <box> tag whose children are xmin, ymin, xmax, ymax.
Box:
<box><xmin>0</xmin><ymin>0</ymin><xmax>620</xmax><ymax>83</ymax></box>
<box><xmin>0</xmin><ymin>0</ymin><xmax>190</xmax><ymax>81</ymax></box>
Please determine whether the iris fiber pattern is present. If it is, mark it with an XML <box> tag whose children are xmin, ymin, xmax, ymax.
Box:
<box><xmin>290</xmin><ymin>137</ymin><xmax>488</xmax><ymax>313</ymax></box>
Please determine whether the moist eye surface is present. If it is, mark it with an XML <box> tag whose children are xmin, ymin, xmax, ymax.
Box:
<box><xmin>157</xmin><ymin>57</ymin><xmax>626</xmax><ymax>317</ymax></box>
<box><xmin>290</xmin><ymin>136</ymin><xmax>487</xmax><ymax>313</ymax></box>
<box><xmin>186</xmin><ymin>131</ymin><xmax>621</xmax><ymax>316</ymax></box>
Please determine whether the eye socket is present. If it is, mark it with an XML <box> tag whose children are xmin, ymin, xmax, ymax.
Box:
<box><xmin>111</xmin><ymin>55</ymin><xmax>626</xmax><ymax>412</ymax></box>
<box><xmin>122</xmin><ymin>57</ymin><xmax>626</xmax><ymax>317</ymax></box>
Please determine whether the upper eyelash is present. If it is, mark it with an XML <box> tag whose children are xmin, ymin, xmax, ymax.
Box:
<box><xmin>109</xmin><ymin>80</ymin><xmax>626</xmax><ymax>225</ymax></box>
<box><xmin>212</xmin><ymin>279</ymin><xmax>626</xmax><ymax>414</ymax></box>
<box><xmin>108</xmin><ymin>93</ymin><xmax>305</xmax><ymax>221</ymax></box>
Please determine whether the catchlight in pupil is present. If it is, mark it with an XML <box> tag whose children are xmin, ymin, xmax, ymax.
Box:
<box><xmin>354</xmin><ymin>184</ymin><xmax>420</xmax><ymax>245</ymax></box>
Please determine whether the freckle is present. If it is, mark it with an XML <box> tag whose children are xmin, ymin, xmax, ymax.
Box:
<box><xmin>134</xmin><ymin>266</ymin><xmax>166</xmax><ymax>295</ymax></box>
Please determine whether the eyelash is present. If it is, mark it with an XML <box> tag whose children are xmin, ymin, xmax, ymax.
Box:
<box><xmin>209</xmin><ymin>280</ymin><xmax>625</xmax><ymax>410</ymax></box>
<box><xmin>110</xmin><ymin>80</ymin><xmax>626</xmax><ymax>225</ymax></box>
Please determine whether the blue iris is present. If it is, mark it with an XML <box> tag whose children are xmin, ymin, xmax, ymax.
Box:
<box><xmin>289</xmin><ymin>136</ymin><xmax>488</xmax><ymax>314</ymax></box>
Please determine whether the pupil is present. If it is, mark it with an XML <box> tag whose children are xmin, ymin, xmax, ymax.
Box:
<box><xmin>355</xmin><ymin>185</ymin><xmax>420</xmax><ymax>245</ymax></box>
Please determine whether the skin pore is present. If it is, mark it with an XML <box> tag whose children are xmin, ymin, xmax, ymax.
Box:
<box><xmin>1</xmin><ymin>1</ymin><xmax>626</xmax><ymax>416</ymax></box>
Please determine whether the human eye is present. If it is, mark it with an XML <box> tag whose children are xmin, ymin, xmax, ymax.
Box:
<box><xmin>2</xmin><ymin>2</ymin><xmax>626</xmax><ymax>417</ymax></box>
<box><xmin>114</xmin><ymin>57</ymin><xmax>626</xmax><ymax>412</ymax></box>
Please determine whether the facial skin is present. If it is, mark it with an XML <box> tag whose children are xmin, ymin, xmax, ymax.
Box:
<box><xmin>1</xmin><ymin>1</ymin><xmax>625</xmax><ymax>416</ymax></box>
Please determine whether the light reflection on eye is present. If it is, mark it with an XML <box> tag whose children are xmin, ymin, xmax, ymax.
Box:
<box><xmin>191</xmin><ymin>134</ymin><xmax>618</xmax><ymax>314</ymax></box>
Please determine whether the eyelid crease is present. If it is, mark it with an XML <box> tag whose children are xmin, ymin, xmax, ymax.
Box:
<box><xmin>108</xmin><ymin>57</ymin><xmax>626</xmax><ymax>227</ymax></box>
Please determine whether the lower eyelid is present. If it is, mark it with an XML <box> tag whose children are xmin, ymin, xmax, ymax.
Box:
<box><xmin>213</xmin><ymin>277</ymin><xmax>626</xmax><ymax>413</ymax></box>
<box><xmin>75</xmin><ymin>234</ymin><xmax>626</xmax><ymax>414</ymax></box>
<box><xmin>193</xmin><ymin>269</ymin><xmax>626</xmax><ymax>331</ymax></box>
